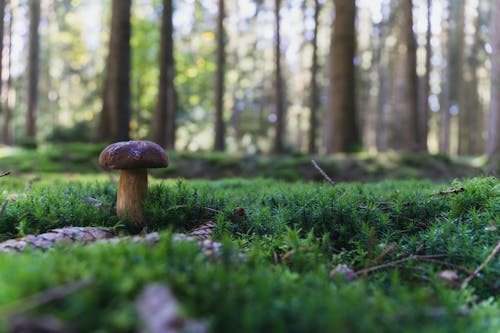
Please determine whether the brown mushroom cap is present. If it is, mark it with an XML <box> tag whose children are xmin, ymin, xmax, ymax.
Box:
<box><xmin>99</xmin><ymin>141</ymin><xmax>168</xmax><ymax>170</ymax></box>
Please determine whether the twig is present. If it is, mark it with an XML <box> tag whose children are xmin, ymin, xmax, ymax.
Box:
<box><xmin>436</xmin><ymin>187</ymin><xmax>465</xmax><ymax>195</ymax></box>
<box><xmin>0</xmin><ymin>171</ymin><xmax>10</xmax><ymax>177</ymax></box>
<box><xmin>373</xmin><ymin>244</ymin><xmax>397</xmax><ymax>263</ymax></box>
<box><xmin>311</xmin><ymin>160</ymin><xmax>336</xmax><ymax>186</ymax></box>
<box><xmin>166</xmin><ymin>205</ymin><xmax>223</xmax><ymax>214</ymax></box>
<box><xmin>366</xmin><ymin>227</ymin><xmax>376</xmax><ymax>260</ymax></box>
<box><xmin>0</xmin><ymin>278</ymin><xmax>94</xmax><ymax>319</ymax></box>
<box><xmin>355</xmin><ymin>254</ymin><xmax>446</xmax><ymax>276</ymax></box>
<box><xmin>0</xmin><ymin>200</ymin><xmax>8</xmax><ymax>217</ymax></box>
<box><xmin>462</xmin><ymin>239</ymin><xmax>500</xmax><ymax>287</ymax></box>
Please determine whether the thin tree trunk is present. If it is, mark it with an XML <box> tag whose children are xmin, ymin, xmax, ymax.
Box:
<box><xmin>417</xmin><ymin>0</ymin><xmax>431</xmax><ymax>152</ymax></box>
<box><xmin>26</xmin><ymin>0</ymin><xmax>40</xmax><ymax>139</ymax></box>
<box><xmin>390</xmin><ymin>0</ymin><xmax>418</xmax><ymax>151</ymax></box>
<box><xmin>308</xmin><ymin>0</ymin><xmax>320</xmax><ymax>154</ymax></box>
<box><xmin>99</xmin><ymin>0</ymin><xmax>132</xmax><ymax>142</ymax></box>
<box><xmin>273</xmin><ymin>0</ymin><xmax>285</xmax><ymax>154</ymax></box>
<box><xmin>325</xmin><ymin>0</ymin><xmax>359</xmax><ymax>153</ymax></box>
<box><xmin>441</xmin><ymin>0</ymin><xmax>464</xmax><ymax>154</ymax></box>
<box><xmin>2</xmin><ymin>0</ymin><xmax>12</xmax><ymax>144</ymax></box>
<box><xmin>465</xmin><ymin>6</ymin><xmax>484</xmax><ymax>155</ymax></box>
<box><xmin>487</xmin><ymin>0</ymin><xmax>500</xmax><ymax>158</ymax></box>
<box><xmin>154</xmin><ymin>0</ymin><xmax>176</xmax><ymax>149</ymax></box>
<box><xmin>0</xmin><ymin>0</ymin><xmax>5</xmax><ymax>142</ymax></box>
<box><xmin>214</xmin><ymin>0</ymin><xmax>225</xmax><ymax>151</ymax></box>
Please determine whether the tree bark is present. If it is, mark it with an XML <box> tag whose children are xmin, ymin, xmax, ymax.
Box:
<box><xmin>1</xmin><ymin>0</ymin><xmax>12</xmax><ymax>144</ymax></box>
<box><xmin>440</xmin><ymin>0</ymin><xmax>464</xmax><ymax>154</ymax></box>
<box><xmin>464</xmin><ymin>6</ymin><xmax>484</xmax><ymax>155</ymax></box>
<box><xmin>26</xmin><ymin>0</ymin><xmax>40</xmax><ymax>139</ymax></box>
<box><xmin>389</xmin><ymin>0</ymin><xmax>418</xmax><ymax>151</ymax></box>
<box><xmin>325</xmin><ymin>0</ymin><xmax>359</xmax><ymax>153</ymax></box>
<box><xmin>487</xmin><ymin>0</ymin><xmax>500</xmax><ymax>158</ymax></box>
<box><xmin>273</xmin><ymin>0</ymin><xmax>285</xmax><ymax>154</ymax></box>
<box><xmin>99</xmin><ymin>0</ymin><xmax>132</xmax><ymax>142</ymax></box>
<box><xmin>417</xmin><ymin>0</ymin><xmax>431</xmax><ymax>152</ymax></box>
<box><xmin>154</xmin><ymin>0</ymin><xmax>176</xmax><ymax>149</ymax></box>
<box><xmin>214</xmin><ymin>0</ymin><xmax>226</xmax><ymax>151</ymax></box>
<box><xmin>308</xmin><ymin>0</ymin><xmax>321</xmax><ymax>154</ymax></box>
<box><xmin>0</xmin><ymin>0</ymin><xmax>5</xmax><ymax>141</ymax></box>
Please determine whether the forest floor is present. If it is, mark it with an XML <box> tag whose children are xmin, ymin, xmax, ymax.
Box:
<box><xmin>0</xmin><ymin>144</ymin><xmax>498</xmax><ymax>332</ymax></box>
<box><xmin>0</xmin><ymin>143</ymin><xmax>492</xmax><ymax>182</ymax></box>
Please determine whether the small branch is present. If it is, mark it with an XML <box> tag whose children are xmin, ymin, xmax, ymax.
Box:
<box><xmin>436</xmin><ymin>187</ymin><xmax>465</xmax><ymax>195</ymax></box>
<box><xmin>462</xmin><ymin>239</ymin><xmax>500</xmax><ymax>287</ymax></box>
<box><xmin>166</xmin><ymin>205</ymin><xmax>223</xmax><ymax>214</ymax></box>
<box><xmin>0</xmin><ymin>171</ymin><xmax>10</xmax><ymax>177</ymax></box>
<box><xmin>354</xmin><ymin>254</ymin><xmax>446</xmax><ymax>276</ymax></box>
<box><xmin>0</xmin><ymin>200</ymin><xmax>8</xmax><ymax>217</ymax></box>
<box><xmin>311</xmin><ymin>160</ymin><xmax>336</xmax><ymax>186</ymax></box>
<box><xmin>0</xmin><ymin>278</ymin><xmax>94</xmax><ymax>319</ymax></box>
<box><xmin>373</xmin><ymin>244</ymin><xmax>397</xmax><ymax>263</ymax></box>
<box><xmin>366</xmin><ymin>227</ymin><xmax>376</xmax><ymax>260</ymax></box>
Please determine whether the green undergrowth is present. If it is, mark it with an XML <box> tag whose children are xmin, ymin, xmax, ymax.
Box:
<box><xmin>0</xmin><ymin>175</ymin><xmax>499</xmax><ymax>332</ymax></box>
<box><xmin>0</xmin><ymin>143</ymin><xmax>487</xmax><ymax>181</ymax></box>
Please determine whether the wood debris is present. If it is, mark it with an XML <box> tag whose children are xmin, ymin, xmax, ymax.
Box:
<box><xmin>0</xmin><ymin>222</ymin><xmax>224</xmax><ymax>258</ymax></box>
<box><xmin>436</xmin><ymin>187</ymin><xmax>465</xmax><ymax>195</ymax></box>
<box><xmin>136</xmin><ymin>284</ymin><xmax>208</xmax><ymax>333</ymax></box>
<box><xmin>188</xmin><ymin>221</ymin><xmax>216</xmax><ymax>241</ymax></box>
<box><xmin>0</xmin><ymin>227</ymin><xmax>117</xmax><ymax>253</ymax></box>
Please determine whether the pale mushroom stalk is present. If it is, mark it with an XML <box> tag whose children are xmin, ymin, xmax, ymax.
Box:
<box><xmin>117</xmin><ymin>169</ymin><xmax>148</xmax><ymax>223</ymax></box>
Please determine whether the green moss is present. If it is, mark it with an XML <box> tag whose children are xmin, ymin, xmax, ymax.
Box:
<box><xmin>0</xmin><ymin>175</ymin><xmax>498</xmax><ymax>332</ymax></box>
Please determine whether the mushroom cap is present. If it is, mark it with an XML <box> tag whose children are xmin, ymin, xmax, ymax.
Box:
<box><xmin>99</xmin><ymin>140</ymin><xmax>169</xmax><ymax>170</ymax></box>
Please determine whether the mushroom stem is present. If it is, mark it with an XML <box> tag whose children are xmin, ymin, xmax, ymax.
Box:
<box><xmin>117</xmin><ymin>169</ymin><xmax>148</xmax><ymax>223</ymax></box>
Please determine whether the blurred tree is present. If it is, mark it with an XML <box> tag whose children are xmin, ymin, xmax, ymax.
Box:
<box><xmin>308</xmin><ymin>0</ymin><xmax>321</xmax><ymax>154</ymax></box>
<box><xmin>441</xmin><ymin>0</ymin><xmax>465</xmax><ymax>154</ymax></box>
<box><xmin>462</xmin><ymin>3</ymin><xmax>486</xmax><ymax>155</ymax></box>
<box><xmin>154</xmin><ymin>0</ymin><xmax>176</xmax><ymax>149</ymax></box>
<box><xmin>417</xmin><ymin>0</ymin><xmax>431</xmax><ymax>152</ymax></box>
<box><xmin>488</xmin><ymin>0</ymin><xmax>500</xmax><ymax>158</ymax></box>
<box><xmin>325</xmin><ymin>0</ymin><xmax>359</xmax><ymax>153</ymax></box>
<box><xmin>214</xmin><ymin>0</ymin><xmax>225</xmax><ymax>151</ymax></box>
<box><xmin>26</xmin><ymin>0</ymin><xmax>40</xmax><ymax>139</ymax></box>
<box><xmin>99</xmin><ymin>0</ymin><xmax>132</xmax><ymax>142</ymax></box>
<box><xmin>389</xmin><ymin>0</ymin><xmax>418</xmax><ymax>151</ymax></box>
<box><xmin>273</xmin><ymin>0</ymin><xmax>285</xmax><ymax>154</ymax></box>
<box><xmin>374</xmin><ymin>0</ymin><xmax>398</xmax><ymax>152</ymax></box>
<box><xmin>0</xmin><ymin>0</ymin><xmax>11</xmax><ymax>144</ymax></box>
<box><xmin>0</xmin><ymin>0</ymin><xmax>5</xmax><ymax>141</ymax></box>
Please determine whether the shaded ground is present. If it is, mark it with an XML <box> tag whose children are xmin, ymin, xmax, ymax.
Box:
<box><xmin>0</xmin><ymin>143</ymin><xmax>490</xmax><ymax>182</ymax></box>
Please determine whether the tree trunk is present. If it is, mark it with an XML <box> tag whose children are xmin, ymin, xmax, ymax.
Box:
<box><xmin>99</xmin><ymin>0</ymin><xmax>132</xmax><ymax>142</ymax></box>
<box><xmin>26</xmin><ymin>0</ymin><xmax>40</xmax><ymax>139</ymax></box>
<box><xmin>487</xmin><ymin>0</ymin><xmax>500</xmax><ymax>158</ymax></box>
<box><xmin>325</xmin><ymin>0</ymin><xmax>359</xmax><ymax>153</ymax></box>
<box><xmin>464</xmin><ymin>6</ymin><xmax>484</xmax><ymax>155</ymax></box>
<box><xmin>213</xmin><ymin>0</ymin><xmax>226</xmax><ymax>151</ymax></box>
<box><xmin>154</xmin><ymin>0</ymin><xmax>176</xmax><ymax>149</ymax></box>
<box><xmin>0</xmin><ymin>0</ymin><xmax>5</xmax><ymax>142</ymax></box>
<box><xmin>273</xmin><ymin>0</ymin><xmax>285</xmax><ymax>154</ymax></box>
<box><xmin>308</xmin><ymin>0</ymin><xmax>320</xmax><ymax>154</ymax></box>
<box><xmin>1</xmin><ymin>0</ymin><xmax>12</xmax><ymax>144</ymax></box>
<box><xmin>417</xmin><ymin>0</ymin><xmax>431</xmax><ymax>152</ymax></box>
<box><xmin>440</xmin><ymin>0</ymin><xmax>464</xmax><ymax>154</ymax></box>
<box><xmin>389</xmin><ymin>0</ymin><xmax>418</xmax><ymax>151</ymax></box>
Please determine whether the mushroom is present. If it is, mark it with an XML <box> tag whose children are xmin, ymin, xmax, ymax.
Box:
<box><xmin>99</xmin><ymin>140</ymin><xmax>168</xmax><ymax>223</ymax></box>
